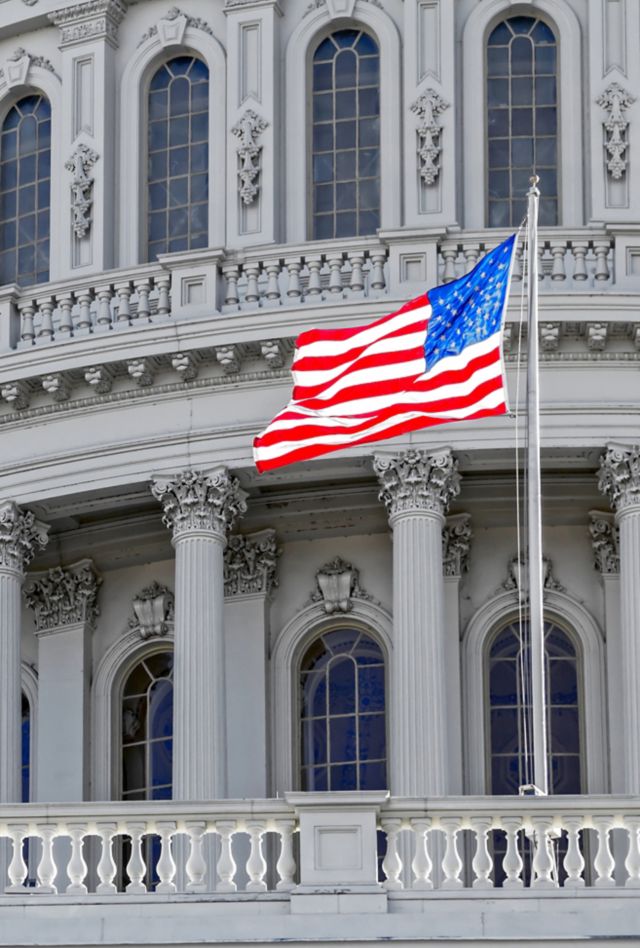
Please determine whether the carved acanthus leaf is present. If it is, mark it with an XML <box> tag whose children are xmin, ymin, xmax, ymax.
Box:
<box><xmin>442</xmin><ymin>513</ymin><xmax>472</xmax><ymax>577</ymax></box>
<box><xmin>411</xmin><ymin>89</ymin><xmax>449</xmax><ymax>186</ymax></box>
<box><xmin>596</xmin><ymin>82</ymin><xmax>635</xmax><ymax>180</ymax></box>
<box><xmin>598</xmin><ymin>444</ymin><xmax>640</xmax><ymax>514</ymax></box>
<box><xmin>310</xmin><ymin>556</ymin><xmax>372</xmax><ymax>613</ymax></box>
<box><xmin>502</xmin><ymin>553</ymin><xmax>564</xmax><ymax>602</ymax></box>
<box><xmin>65</xmin><ymin>143</ymin><xmax>99</xmax><ymax>239</ymax></box>
<box><xmin>224</xmin><ymin>529</ymin><xmax>279</xmax><ymax>597</ymax></box>
<box><xmin>151</xmin><ymin>468</ymin><xmax>247</xmax><ymax>539</ymax></box>
<box><xmin>374</xmin><ymin>449</ymin><xmax>460</xmax><ymax>519</ymax></box>
<box><xmin>0</xmin><ymin>502</ymin><xmax>49</xmax><ymax>574</ymax></box>
<box><xmin>231</xmin><ymin>110</ymin><xmax>269</xmax><ymax>206</ymax></box>
<box><xmin>24</xmin><ymin>559</ymin><xmax>100</xmax><ymax>632</ymax></box>
<box><xmin>129</xmin><ymin>581</ymin><xmax>174</xmax><ymax>639</ymax></box>
<box><xmin>589</xmin><ymin>510</ymin><xmax>619</xmax><ymax>575</ymax></box>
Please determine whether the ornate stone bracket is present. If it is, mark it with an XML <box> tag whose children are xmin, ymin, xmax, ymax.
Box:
<box><xmin>501</xmin><ymin>553</ymin><xmax>564</xmax><ymax>603</ymax></box>
<box><xmin>374</xmin><ymin>449</ymin><xmax>460</xmax><ymax>519</ymax></box>
<box><xmin>589</xmin><ymin>510</ymin><xmax>619</xmax><ymax>575</ymax></box>
<box><xmin>596</xmin><ymin>82</ymin><xmax>635</xmax><ymax>180</ymax></box>
<box><xmin>598</xmin><ymin>444</ymin><xmax>640</xmax><ymax>514</ymax></box>
<box><xmin>410</xmin><ymin>89</ymin><xmax>449</xmax><ymax>186</ymax></box>
<box><xmin>0</xmin><ymin>48</ymin><xmax>60</xmax><ymax>85</ymax></box>
<box><xmin>129</xmin><ymin>581</ymin><xmax>174</xmax><ymax>639</ymax></box>
<box><xmin>309</xmin><ymin>556</ymin><xmax>372</xmax><ymax>613</ymax></box>
<box><xmin>24</xmin><ymin>558</ymin><xmax>100</xmax><ymax>632</ymax></box>
<box><xmin>224</xmin><ymin>529</ymin><xmax>279</xmax><ymax>597</ymax></box>
<box><xmin>151</xmin><ymin>468</ymin><xmax>248</xmax><ymax>540</ymax></box>
<box><xmin>65</xmin><ymin>143</ymin><xmax>99</xmax><ymax>239</ymax></box>
<box><xmin>231</xmin><ymin>110</ymin><xmax>269</xmax><ymax>206</ymax></box>
<box><xmin>442</xmin><ymin>513</ymin><xmax>472</xmax><ymax>578</ymax></box>
<box><xmin>137</xmin><ymin>6</ymin><xmax>214</xmax><ymax>48</ymax></box>
<box><xmin>0</xmin><ymin>502</ymin><xmax>49</xmax><ymax>574</ymax></box>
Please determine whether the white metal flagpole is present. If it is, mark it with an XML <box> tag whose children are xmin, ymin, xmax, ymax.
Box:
<box><xmin>526</xmin><ymin>175</ymin><xmax>549</xmax><ymax>796</ymax></box>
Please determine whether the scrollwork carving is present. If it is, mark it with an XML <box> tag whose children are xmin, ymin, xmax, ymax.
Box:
<box><xmin>442</xmin><ymin>513</ymin><xmax>472</xmax><ymax>577</ymax></box>
<box><xmin>411</xmin><ymin>89</ymin><xmax>449</xmax><ymax>186</ymax></box>
<box><xmin>0</xmin><ymin>502</ymin><xmax>49</xmax><ymax>574</ymax></box>
<box><xmin>25</xmin><ymin>559</ymin><xmax>99</xmax><ymax>631</ymax></box>
<box><xmin>589</xmin><ymin>511</ymin><xmax>619</xmax><ymax>575</ymax></box>
<box><xmin>137</xmin><ymin>6</ymin><xmax>214</xmax><ymax>47</ymax></box>
<box><xmin>224</xmin><ymin>529</ymin><xmax>279</xmax><ymax>597</ymax></box>
<box><xmin>598</xmin><ymin>444</ymin><xmax>640</xmax><ymax>514</ymax></box>
<box><xmin>151</xmin><ymin>468</ymin><xmax>247</xmax><ymax>540</ymax></box>
<box><xmin>502</xmin><ymin>553</ymin><xmax>564</xmax><ymax>603</ymax></box>
<box><xmin>374</xmin><ymin>449</ymin><xmax>460</xmax><ymax>519</ymax></box>
<box><xmin>129</xmin><ymin>581</ymin><xmax>174</xmax><ymax>639</ymax></box>
<box><xmin>310</xmin><ymin>556</ymin><xmax>372</xmax><ymax>613</ymax></box>
<box><xmin>231</xmin><ymin>110</ymin><xmax>269</xmax><ymax>206</ymax></box>
<box><xmin>65</xmin><ymin>143</ymin><xmax>99</xmax><ymax>239</ymax></box>
<box><xmin>597</xmin><ymin>83</ymin><xmax>635</xmax><ymax>180</ymax></box>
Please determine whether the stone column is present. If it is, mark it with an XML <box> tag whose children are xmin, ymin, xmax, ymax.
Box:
<box><xmin>24</xmin><ymin>559</ymin><xmax>100</xmax><ymax>802</ymax></box>
<box><xmin>374</xmin><ymin>449</ymin><xmax>461</xmax><ymax>796</ymax></box>
<box><xmin>152</xmin><ymin>469</ymin><xmax>247</xmax><ymax>800</ymax></box>
<box><xmin>598</xmin><ymin>445</ymin><xmax>640</xmax><ymax>792</ymax></box>
<box><xmin>0</xmin><ymin>502</ymin><xmax>49</xmax><ymax>802</ymax></box>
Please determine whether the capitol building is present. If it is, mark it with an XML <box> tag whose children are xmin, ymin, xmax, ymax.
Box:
<box><xmin>0</xmin><ymin>0</ymin><xmax>640</xmax><ymax>944</ymax></box>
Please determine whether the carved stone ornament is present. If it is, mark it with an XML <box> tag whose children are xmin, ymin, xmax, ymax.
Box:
<box><xmin>24</xmin><ymin>559</ymin><xmax>100</xmax><ymax>633</ymax></box>
<box><xmin>224</xmin><ymin>529</ymin><xmax>279</xmax><ymax>597</ymax></box>
<box><xmin>231</xmin><ymin>110</ymin><xmax>269</xmax><ymax>206</ymax></box>
<box><xmin>589</xmin><ymin>511</ymin><xmax>620</xmax><ymax>575</ymax></box>
<box><xmin>502</xmin><ymin>553</ymin><xmax>564</xmax><ymax>603</ymax></box>
<box><xmin>151</xmin><ymin>468</ymin><xmax>248</xmax><ymax>540</ymax></box>
<box><xmin>129</xmin><ymin>581</ymin><xmax>174</xmax><ymax>639</ymax></box>
<box><xmin>442</xmin><ymin>513</ymin><xmax>472</xmax><ymax>578</ymax></box>
<box><xmin>411</xmin><ymin>89</ymin><xmax>449</xmax><ymax>186</ymax></box>
<box><xmin>49</xmin><ymin>0</ymin><xmax>128</xmax><ymax>48</ymax></box>
<box><xmin>0</xmin><ymin>49</ymin><xmax>60</xmax><ymax>86</ymax></box>
<box><xmin>597</xmin><ymin>83</ymin><xmax>635</xmax><ymax>180</ymax></box>
<box><xmin>65</xmin><ymin>143</ymin><xmax>99</xmax><ymax>239</ymax></box>
<box><xmin>598</xmin><ymin>444</ymin><xmax>640</xmax><ymax>514</ymax></box>
<box><xmin>374</xmin><ymin>449</ymin><xmax>461</xmax><ymax>519</ymax></box>
<box><xmin>310</xmin><ymin>556</ymin><xmax>372</xmax><ymax>613</ymax></box>
<box><xmin>0</xmin><ymin>502</ymin><xmax>49</xmax><ymax>574</ymax></box>
<box><xmin>137</xmin><ymin>6</ymin><xmax>214</xmax><ymax>48</ymax></box>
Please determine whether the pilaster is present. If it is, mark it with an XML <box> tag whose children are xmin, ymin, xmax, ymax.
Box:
<box><xmin>151</xmin><ymin>469</ymin><xmax>247</xmax><ymax>800</ymax></box>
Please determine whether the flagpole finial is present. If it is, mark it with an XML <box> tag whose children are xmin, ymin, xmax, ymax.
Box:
<box><xmin>528</xmin><ymin>174</ymin><xmax>540</xmax><ymax>196</ymax></box>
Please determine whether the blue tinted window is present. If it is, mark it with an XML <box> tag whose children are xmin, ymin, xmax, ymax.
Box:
<box><xmin>21</xmin><ymin>694</ymin><xmax>30</xmax><ymax>803</ymax></box>
<box><xmin>121</xmin><ymin>651</ymin><xmax>173</xmax><ymax>800</ymax></box>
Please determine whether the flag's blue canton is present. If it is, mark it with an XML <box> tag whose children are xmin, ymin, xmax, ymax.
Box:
<box><xmin>424</xmin><ymin>234</ymin><xmax>516</xmax><ymax>372</ymax></box>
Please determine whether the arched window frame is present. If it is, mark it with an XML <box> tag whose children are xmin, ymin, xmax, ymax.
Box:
<box><xmin>271</xmin><ymin>598</ymin><xmax>392</xmax><ymax>795</ymax></box>
<box><xmin>285</xmin><ymin>3</ymin><xmax>401</xmax><ymax>243</ymax></box>
<box><xmin>462</xmin><ymin>0</ymin><xmax>584</xmax><ymax>229</ymax></box>
<box><xmin>118</xmin><ymin>30</ymin><xmax>226</xmax><ymax>267</ymax></box>
<box><xmin>21</xmin><ymin>662</ymin><xmax>38</xmax><ymax>802</ymax></box>
<box><xmin>462</xmin><ymin>588</ymin><xmax>607</xmax><ymax>795</ymax></box>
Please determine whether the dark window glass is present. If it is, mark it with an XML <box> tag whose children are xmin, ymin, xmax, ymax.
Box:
<box><xmin>0</xmin><ymin>95</ymin><xmax>51</xmax><ymax>287</ymax></box>
<box><xmin>147</xmin><ymin>57</ymin><xmax>209</xmax><ymax>260</ymax></box>
<box><xmin>21</xmin><ymin>693</ymin><xmax>30</xmax><ymax>803</ymax></box>
<box><xmin>311</xmin><ymin>30</ymin><xmax>380</xmax><ymax>239</ymax></box>
<box><xmin>121</xmin><ymin>651</ymin><xmax>173</xmax><ymax>800</ymax></box>
<box><xmin>486</xmin><ymin>17</ymin><xmax>558</xmax><ymax>226</ymax></box>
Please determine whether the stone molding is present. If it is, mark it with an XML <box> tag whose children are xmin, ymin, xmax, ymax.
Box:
<box><xmin>24</xmin><ymin>558</ymin><xmax>100</xmax><ymax>633</ymax></box>
<box><xmin>48</xmin><ymin>0</ymin><xmax>127</xmax><ymax>48</ymax></box>
<box><xmin>309</xmin><ymin>556</ymin><xmax>372</xmax><ymax>613</ymax></box>
<box><xmin>128</xmin><ymin>581</ymin><xmax>174</xmax><ymax>638</ymax></box>
<box><xmin>0</xmin><ymin>502</ymin><xmax>49</xmax><ymax>574</ymax></box>
<box><xmin>589</xmin><ymin>510</ymin><xmax>619</xmax><ymax>575</ymax></box>
<box><xmin>442</xmin><ymin>513</ymin><xmax>472</xmax><ymax>578</ymax></box>
<box><xmin>410</xmin><ymin>88</ymin><xmax>449</xmax><ymax>186</ymax></box>
<box><xmin>65</xmin><ymin>144</ymin><xmax>99</xmax><ymax>240</ymax></box>
<box><xmin>231</xmin><ymin>110</ymin><xmax>269</xmax><ymax>206</ymax></box>
<box><xmin>224</xmin><ymin>529</ymin><xmax>278</xmax><ymax>597</ymax></box>
<box><xmin>501</xmin><ymin>553</ymin><xmax>564</xmax><ymax>603</ymax></box>
<box><xmin>596</xmin><ymin>82</ymin><xmax>635</xmax><ymax>180</ymax></box>
<box><xmin>137</xmin><ymin>7</ymin><xmax>214</xmax><ymax>48</ymax></box>
<box><xmin>151</xmin><ymin>468</ymin><xmax>247</xmax><ymax>540</ymax></box>
<box><xmin>374</xmin><ymin>448</ymin><xmax>460</xmax><ymax>519</ymax></box>
<box><xmin>598</xmin><ymin>444</ymin><xmax>640</xmax><ymax>515</ymax></box>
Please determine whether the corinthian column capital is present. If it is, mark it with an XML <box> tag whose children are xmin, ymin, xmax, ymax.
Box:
<box><xmin>24</xmin><ymin>559</ymin><xmax>101</xmax><ymax>633</ymax></box>
<box><xmin>598</xmin><ymin>444</ymin><xmax>640</xmax><ymax>516</ymax></box>
<box><xmin>0</xmin><ymin>501</ymin><xmax>49</xmax><ymax>575</ymax></box>
<box><xmin>373</xmin><ymin>448</ymin><xmax>461</xmax><ymax>521</ymax></box>
<box><xmin>151</xmin><ymin>468</ymin><xmax>248</xmax><ymax>542</ymax></box>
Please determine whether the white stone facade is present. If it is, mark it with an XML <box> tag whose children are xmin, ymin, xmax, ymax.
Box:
<box><xmin>0</xmin><ymin>0</ymin><xmax>640</xmax><ymax>945</ymax></box>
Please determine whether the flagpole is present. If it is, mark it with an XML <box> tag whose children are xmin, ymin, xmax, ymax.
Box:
<box><xmin>526</xmin><ymin>175</ymin><xmax>549</xmax><ymax>796</ymax></box>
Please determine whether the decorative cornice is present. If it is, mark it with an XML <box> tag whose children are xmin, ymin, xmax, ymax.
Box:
<box><xmin>151</xmin><ymin>468</ymin><xmax>247</xmax><ymax>540</ymax></box>
<box><xmin>309</xmin><ymin>556</ymin><xmax>372</xmax><ymax>613</ymax></box>
<box><xmin>502</xmin><ymin>553</ymin><xmax>564</xmax><ymax>603</ymax></box>
<box><xmin>128</xmin><ymin>581</ymin><xmax>174</xmax><ymax>638</ymax></box>
<box><xmin>24</xmin><ymin>559</ymin><xmax>100</xmax><ymax>632</ymax></box>
<box><xmin>137</xmin><ymin>6</ymin><xmax>214</xmax><ymax>48</ymax></box>
<box><xmin>0</xmin><ymin>502</ymin><xmax>49</xmax><ymax>575</ymax></box>
<box><xmin>442</xmin><ymin>513</ymin><xmax>472</xmax><ymax>578</ymax></box>
<box><xmin>598</xmin><ymin>444</ymin><xmax>640</xmax><ymax>515</ymax></box>
<box><xmin>231</xmin><ymin>110</ymin><xmax>269</xmax><ymax>206</ymax></box>
<box><xmin>589</xmin><ymin>510</ymin><xmax>619</xmax><ymax>575</ymax></box>
<box><xmin>224</xmin><ymin>529</ymin><xmax>278</xmax><ymax>597</ymax></box>
<box><xmin>410</xmin><ymin>89</ymin><xmax>449</xmax><ymax>186</ymax></box>
<box><xmin>374</xmin><ymin>449</ymin><xmax>460</xmax><ymax>520</ymax></box>
<box><xmin>49</xmin><ymin>0</ymin><xmax>127</xmax><ymax>48</ymax></box>
<box><xmin>596</xmin><ymin>82</ymin><xmax>635</xmax><ymax>181</ymax></box>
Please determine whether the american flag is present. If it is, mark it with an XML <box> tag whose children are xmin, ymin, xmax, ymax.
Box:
<box><xmin>253</xmin><ymin>234</ymin><xmax>517</xmax><ymax>473</ymax></box>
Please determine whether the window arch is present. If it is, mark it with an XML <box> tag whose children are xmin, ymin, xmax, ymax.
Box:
<box><xmin>146</xmin><ymin>56</ymin><xmax>209</xmax><ymax>261</ymax></box>
<box><xmin>120</xmin><ymin>649</ymin><xmax>173</xmax><ymax>800</ymax></box>
<box><xmin>486</xmin><ymin>15</ymin><xmax>558</xmax><ymax>226</ymax></box>
<box><xmin>299</xmin><ymin>627</ymin><xmax>387</xmax><ymax>791</ymax></box>
<box><xmin>311</xmin><ymin>29</ymin><xmax>380</xmax><ymax>240</ymax></box>
<box><xmin>0</xmin><ymin>94</ymin><xmax>51</xmax><ymax>287</ymax></box>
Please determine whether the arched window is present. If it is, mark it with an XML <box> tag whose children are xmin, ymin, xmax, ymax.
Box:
<box><xmin>147</xmin><ymin>56</ymin><xmax>209</xmax><ymax>261</ymax></box>
<box><xmin>488</xmin><ymin>619</ymin><xmax>582</xmax><ymax>794</ymax></box>
<box><xmin>0</xmin><ymin>94</ymin><xmax>51</xmax><ymax>287</ymax></box>
<box><xmin>300</xmin><ymin>628</ymin><xmax>386</xmax><ymax>790</ymax></box>
<box><xmin>311</xmin><ymin>29</ymin><xmax>380</xmax><ymax>240</ymax></box>
<box><xmin>486</xmin><ymin>16</ymin><xmax>558</xmax><ymax>227</ymax></box>
<box><xmin>120</xmin><ymin>650</ymin><xmax>173</xmax><ymax>800</ymax></box>
<box><xmin>21</xmin><ymin>693</ymin><xmax>31</xmax><ymax>803</ymax></box>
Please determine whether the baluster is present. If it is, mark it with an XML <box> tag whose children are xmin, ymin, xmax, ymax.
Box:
<box><xmin>185</xmin><ymin>821</ymin><xmax>207</xmax><ymax>893</ymax></box>
<box><xmin>328</xmin><ymin>255</ymin><xmax>344</xmax><ymax>296</ymax></box>
<box><xmin>58</xmin><ymin>295</ymin><xmax>74</xmax><ymax>335</ymax></box>
<box><xmin>501</xmin><ymin>817</ymin><xmax>524</xmax><ymax>889</ymax></box>
<box><xmin>96</xmin><ymin>822</ymin><xmax>118</xmax><ymax>894</ymax></box>
<box><xmin>155</xmin><ymin>821</ymin><xmax>177</xmax><ymax>894</ymax></box>
<box><xmin>19</xmin><ymin>301</ymin><xmax>35</xmax><ymax>343</ymax></box>
<box><xmin>348</xmin><ymin>252</ymin><xmax>365</xmax><ymax>294</ymax></box>
<box><xmin>562</xmin><ymin>816</ymin><xmax>585</xmax><ymax>888</ymax></box>
<box><xmin>245</xmin><ymin>264</ymin><xmax>260</xmax><ymax>304</ymax></box>
<box><xmin>115</xmin><ymin>283</ymin><xmax>132</xmax><ymax>326</ymax></box>
<box><xmin>537</xmin><ymin>245</ymin><xmax>545</xmax><ymax>281</ymax></box>
<box><xmin>550</xmin><ymin>243</ymin><xmax>567</xmax><ymax>281</ymax></box>
<box><xmin>95</xmin><ymin>286</ymin><xmax>113</xmax><ymax>332</ymax></box>
<box><xmin>441</xmin><ymin>246</ymin><xmax>458</xmax><ymax>283</ymax></box>
<box><xmin>286</xmin><ymin>260</ymin><xmax>303</xmax><ymax>301</ymax></box>
<box><xmin>134</xmin><ymin>280</ymin><xmax>151</xmax><ymax>323</ymax></box>
<box><xmin>36</xmin><ymin>824</ymin><xmax>58</xmax><ymax>893</ymax></box>
<box><xmin>125</xmin><ymin>822</ymin><xmax>147</xmax><ymax>894</ymax></box>
<box><xmin>306</xmin><ymin>256</ymin><xmax>323</xmax><ymax>296</ymax></box>
<box><xmin>37</xmin><ymin>297</ymin><xmax>54</xmax><ymax>340</ymax></box>
<box><xmin>264</xmin><ymin>262</ymin><xmax>282</xmax><ymax>304</ymax></box>
<box><xmin>593</xmin><ymin>815</ymin><xmax>615</xmax><ymax>888</ymax></box>
<box><xmin>65</xmin><ymin>823</ymin><xmax>88</xmax><ymax>895</ymax></box>
<box><xmin>530</xmin><ymin>817</ymin><xmax>556</xmax><ymax>889</ymax></box>
<box><xmin>471</xmin><ymin>817</ymin><xmax>494</xmax><ymax>889</ymax></box>
<box><xmin>410</xmin><ymin>817</ymin><xmax>433</xmax><ymax>890</ymax></box>
<box><xmin>6</xmin><ymin>824</ymin><xmax>28</xmax><ymax>892</ymax></box>
<box><xmin>463</xmin><ymin>245</ymin><xmax>479</xmax><ymax>274</ymax></box>
<box><xmin>216</xmin><ymin>820</ymin><xmax>237</xmax><ymax>892</ymax></box>
<box><xmin>275</xmin><ymin>820</ymin><xmax>296</xmax><ymax>891</ymax></box>
<box><xmin>624</xmin><ymin>816</ymin><xmax>640</xmax><ymax>888</ymax></box>
<box><xmin>594</xmin><ymin>241</ymin><xmax>611</xmax><ymax>282</ymax></box>
<box><xmin>571</xmin><ymin>242</ymin><xmax>588</xmax><ymax>281</ymax></box>
<box><xmin>245</xmin><ymin>821</ymin><xmax>267</xmax><ymax>892</ymax></box>
<box><xmin>223</xmin><ymin>265</ymin><xmax>240</xmax><ymax>308</ymax></box>
<box><xmin>370</xmin><ymin>251</ymin><xmax>386</xmax><ymax>291</ymax></box>
<box><xmin>76</xmin><ymin>291</ymin><xmax>92</xmax><ymax>332</ymax></box>
<box><xmin>439</xmin><ymin>817</ymin><xmax>463</xmax><ymax>889</ymax></box>
<box><xmin>381</xmin><ymin>818</ymin><xmax>403</xmax><ymax>890</ymax></box>
<box><xmin>156</xmin><ymin>275</ymin><xmax>171</xmax><ymax>317</ymax></box>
